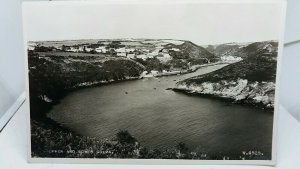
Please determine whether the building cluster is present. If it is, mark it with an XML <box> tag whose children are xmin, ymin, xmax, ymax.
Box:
<box><xmin>34</xmin><ymin>42</ymin><xmax>181</xmax><ymax>62</ymax></box>
<box><xmin>220</xmin><ymin>55</ymin><xmax>243</xmax><ymax>63</ymax></box>
<box><xmin>134</xmin><ymin>47</ymin><xmax>174</xmax><ymax>62</ymax></box>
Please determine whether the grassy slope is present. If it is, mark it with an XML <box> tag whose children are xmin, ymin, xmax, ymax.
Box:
<box><xmin>175</xmin><ymin>41</ymin><xmax>278</xmax><ymax>109</ymax></box>
<box><xmin>206</xmin><ymin>41</ymin><xmax>278</xmax><ymax>58</ymax></box>
<box><xmin>183</xmin><ymin>54</ymin><xmax>277</xmax><ymax>84</ymax></box>
<box><xmin>166</xmin><ymin>41</ymin><xmax>216</xmax><ymax>59</ymax></box>
<box><xmin>31</xmin><ymin>119</ymin><xmax>267</xmax><ymax>160</ymax></box>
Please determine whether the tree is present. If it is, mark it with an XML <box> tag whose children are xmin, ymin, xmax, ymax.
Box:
<box><xmin>116</xmin><ymin>130</ymin><xmax>136</xmax><ymax>145</ymax></box>
<box><xmin>176</xmin><ymin>142</ymin><xmax>189</xmax><ymax>154</ymax></box>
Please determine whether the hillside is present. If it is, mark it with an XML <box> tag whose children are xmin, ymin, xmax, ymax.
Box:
<box><xmin>205</xmin><ymin>41</ymin><xmax>278</xmax><ymax>58</ymax></box>
<box><xmin>206</xmin><ymin>43</ymin><xmax>242</xmax><ymax>56</ymax></box>
<box><xmin>166</xmin><ymin>41</ymin><xmax>216</xmax><ymax>59</ymax></box>
<box><xmin>29</xmin><ymin>39</ymin><xmax>217</xmax><ymax>72</ymax></box>
<box><xmin>28</xmin><ymin>39</ymin><xmax>219</xmax><ymax>118</ymax></box>
<box><xmin>28</xmin><ymin>51</ymin><xmax>145</xmax><ymax>118</ymax></box>
<box><xmin>175</xmin><ymin>41</ymin><xmax>279</xmax><ymax>109</ymax></box>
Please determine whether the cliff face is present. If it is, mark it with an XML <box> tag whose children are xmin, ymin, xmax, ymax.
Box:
<box><xmin>29</xmin><ymin>52</ymin><xmax>145</xmax><ymax>83</ymax></box>
<box><xmin>177</xmin><ymin>41</ymin><xmax>216</xmax><ymax>59</ymax></box>
<box><xmin>175</xmin><ymin>79</ymin><xmax>275</xmax><ymax>109</ymax></box>
<box><xmin>175</xmin><ymin>41</ymin><xmax>278</xmax><ymax>109</ymax></box>
<box><xmin>166</xmin><ymin>41</ymin><xmax>217</xmax><ymax>61</ymax></box>
<box><xmin>28</xmin><ymin>52</ymin><xmax>145</xmax><ymax>108</ymax></box>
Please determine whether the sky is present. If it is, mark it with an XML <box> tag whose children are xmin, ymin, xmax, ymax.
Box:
<box><xmin>23</xmin><ymin>0</ymin><xmax>284</xmax><ymax>45</ymax></box>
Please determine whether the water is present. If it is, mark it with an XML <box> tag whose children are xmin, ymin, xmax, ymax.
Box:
<box><xmin>48</xmin><ymin>64</ymin><xmax>273</xmax><ymax>156</ymax></box>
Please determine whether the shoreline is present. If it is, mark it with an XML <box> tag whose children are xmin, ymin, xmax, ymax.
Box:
<box><xmin>140</xmin><ymin>61</ymin><xmax>229</xmax><ymax>78</ymax></box>
<box><xmin>31</xmin><ymin>62</ymin><xmax>225</xmax><ymax>123</ymax></box>
<box><xmin>31</xmin><ymin>62</ymin><xmax>225</xmax><ymax>120</ymax></box>
<box><xmin>31</xmin><ymin>62</ymin><xmax>235</xmax><ymax>133</ymax></box>
<box><xmin>172</xmin><ymin>88</ymin><xmax>274</xmax><ymax>112</ymax></box>
<box><xmin>29</xmin><ymin>62</ymin><xmax>270</xmax><ymax>159</ymax></box>
<box><xmin>69</xmin><ymin>61</ymin><xmax>226</xmax><ymax>90</ymax></box>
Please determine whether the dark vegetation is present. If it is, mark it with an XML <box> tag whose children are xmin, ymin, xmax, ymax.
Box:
<box><xmin>135</xmin><ymin>58</ymin><xmax>171</xmax><ymax>72</ymax></box>
<box><xmin>182</xmin><ymin>42</ymin><xmax>278</xmax><ymax>85</ymax></box>
<box><xmin>206</xmin><ymin>41</ymin><xmax>278</xmax><ymax>58</ymax></box>
<box><xmin>106</xmin><ymin>41</ymin><xmax>126</xmax><ymax>49</ymax></box>
<box><xmin>166</xmin><ymin>41</ymin><xmax>216</xmax><ymax>60</ymax></box>
<box><xmin>34</xmin><ymin>45</ymin><xmax>56</xmax><ymax>52</ymax></box>
<box><xmin>165</xmin><ymin>41</ymin><xmax>217</xmax><ymax>60</ymax></box>
<box><xmin>31</xmin><ymin>120</ymin><xmax>268</xmax><ymax>160</ymax></box>
<box><xmin>133</xmin><ymin>40</ymin><xmax>219</xmax><ymax>72</ymax></box>
<box><xmin>183</xmin><ymin>52</ymin><xmax>277</xmax><ymax>85</ymax></box>
<box><xmin>29</xmin><ymin>52</ymin><xmax>144</xmax><ymax>119</ymax></box>
<box><xmin>233</xmin><ymin>41</ymin><xmax>278</xmax><ymax>58</ymax></box>
<box><xmin>174</xmin><ymin>41</ymin><xmax>278</xmax><ymax>111</ymax></box>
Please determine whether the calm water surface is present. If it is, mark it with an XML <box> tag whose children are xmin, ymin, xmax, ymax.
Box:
<box><xmin>48</xmin><ymin>64</ymin><xmax>273</xmax><ymax>156</ymax></box>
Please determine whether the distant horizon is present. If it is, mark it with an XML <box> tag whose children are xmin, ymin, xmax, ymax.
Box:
<box><xmin>28</xmin><ymin>38</ymin><xmax>278</xmax><ymax>46</ymax></box>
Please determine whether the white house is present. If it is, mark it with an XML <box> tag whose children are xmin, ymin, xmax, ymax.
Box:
<box><xmin>146</xmin><ymin>53</ymin><xmax>155</xmax><ymax>58</ymax></box>
<box><xmin>117</xmin><ymin>52</ymin><xmax>126</xmax><ymax>57</ymax></box>
<box><xmin>116</xmin><ymin>47</ymin><xmax>126</xmax><ymax>53</ymax></box>
<box><xmin>84</xmin><ymin>46</ymin><xmax>93</xmax><ymax>52</ymax></box>
<box><xmin>263</xmin><ymin>44</ymin><xmax>274</xmax><ymax>53</ymax></box>
<box><xmin>162</xmin><ymin>49</ymin><xmax>169</xmax><ymax>53</ymax></box>
<box><xmin>127</xmin><ymin>54</ymin><xmax>135</xmax><ymax>59</ymax></box>
<box><xmin>28</xmin><ymin>45</ymin><xmax>35</xmax><ymax>51</ymax></box>
<box><xmin>78</xmin><ymin>46</ymin><xmax>84</xmax><ymax>52</ymax></box>
<box><xmin>136</xmin><ymin>54</ymin><xmax>148</xmax><ymax>60</ymax></box>
<box><xmin>67</xmin><ymin>47</ymin><xmax>79</xmax><ymax>52</ymax></box>
<box><xmin>171</xmin><ymin>48</ymin><xmax>180</xmax><ymax>52</ymax></box>
<box><xmin>150</xmin><ymin>70</ymin><xmax>159</xmax><ymax>76</ymax></box>
<box><xmin>95</xmin><ymin>46</ymin><xmax>107</xmax><ymax>53</ymax></box>
<box><xmin>142</xmin><ymin>49</ymin><xmax>150</xmax><ymax>52</ymax></box>
<box><xmin>157</xmin><ymin>53</ymin><xmax>172</xmax><ymax>62</ymax></box>
<box><xmin>125</xmin><ymin>48</ymin><xmax>135</xmax><ymax>53</ymax></box>
<box><xmin>221</xmin><ymin>55</ymin><xmax>242</xmax><ymax>62</ymax></box>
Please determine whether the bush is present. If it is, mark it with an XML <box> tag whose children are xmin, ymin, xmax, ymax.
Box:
<box><xmin>116</xmin><ymin>130</ymin><xmax>136</xmax><ymax>145</ymax></box>
<box><xmin>176</xmin><ymin>142</ymin><xmax>189</xmax><ymax>153</ymax></box>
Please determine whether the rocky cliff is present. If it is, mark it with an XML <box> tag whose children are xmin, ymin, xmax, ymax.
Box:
<box><xmin>175</xmin><ymin>41</ymin><xmax>278</xmax><ymax>109</ymax></box>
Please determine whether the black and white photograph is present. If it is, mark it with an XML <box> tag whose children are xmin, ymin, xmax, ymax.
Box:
<box><xmin>23</xmin><ymin>0</ymin><xmax>286</xmax><ymax>164</ymax></box>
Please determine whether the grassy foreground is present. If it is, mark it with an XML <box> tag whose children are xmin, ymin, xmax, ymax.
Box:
<box><xmin>31</xmin><ymin>120</ymin><xmax>268</xmax><ymax>160</ymax></box>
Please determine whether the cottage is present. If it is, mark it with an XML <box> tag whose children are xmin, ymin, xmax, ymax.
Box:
<box><xmin>116</xmin><ymin>47</ymin><xmax>126</xmax><ymax>53</ymax></box>
<box><xmin>127</xmin><ymin>54</ymin><xmax>135</xmax><ymax>59</ymax></box>
<box><xmin>78</xmin><ymin>46</ymin><xmax>85</xmax><ymax>52</ymax></box>
<box><xmin>263</xmin><ymin>44</ymin><xmax>274</xmax><ymax>53</ymax></box>
<box><xmin>67</xmin><ymin>47</ymin><xmax>79</xmax><ymax>52</ymax></box>
<box><xmin>117</xmin><ymin>52</ymin><xmax>126</xmax><ymax>57</ymax></box>
<box><xmin>162</xmin><ymin>49</ymin><xmax>169</xmax><ymax>53</ymax></box>
<box><xmin>157</xmin><ymin>53</ymin><xmax>172</xmax><ymax>62</ymax></box>
<box><xmin>84</xmin><ymin>45</ymin><xmax>93</xmax><ymax>52</ymax></box>
<box><xmin>146</xmin><ymin>53</ymin><xmax>155</xmax><ymax>58</ymax></box>
<box><xmin>95</xmin><ymin>46</ymin><xmax>107</xmax><ymax>53</ymax></box>
<box><xmin>136</xmin><ymin>54</ymin><xmax>147</xmax><ymax>60</ymax></box>
<box><xmin>171</xmin><ymin>48</ymin><xmax>180</xmax><ymax>52</ymax></box>
<box><xmin>125</xmin><ymin>48</ymin><xmax>135</xmax><ymax>53</ymax></box>
<box><xmin>28</xmin><ymin>45</ymin><xmax>35</xmax><ymax>51</ymax></box>
<box><xmin>221</xmin><ymin>55</ymin><xmax>242</xmax><ymax>62</ymax></box>
<box><xmin>151</xmin><ymin>70</ymin><xmax>159</xmax><ymax>76</ymax></box>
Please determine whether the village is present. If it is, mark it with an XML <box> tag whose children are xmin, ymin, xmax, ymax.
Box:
<box><xmin>29</xmin><ymin>40</ymin><xmax>181</xmax><ymax>64</ymax></box>
<box><xmin>29</xmin><ymin>40</ymin><xmax>244</xmax><ymax>70</ymax></box>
